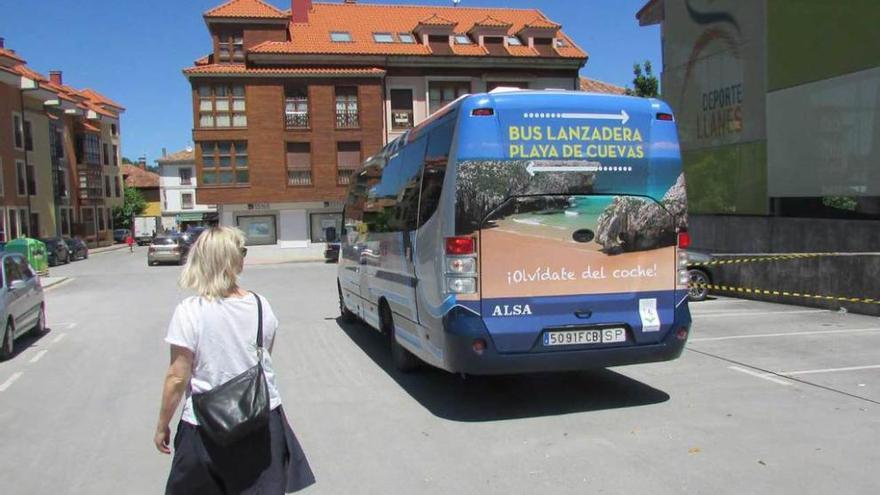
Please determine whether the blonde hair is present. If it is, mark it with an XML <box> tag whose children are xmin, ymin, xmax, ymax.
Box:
<box><xmin>179</xmin><ymin>226</ymin><xmax>246</xmax><ymax>300</ymax></box>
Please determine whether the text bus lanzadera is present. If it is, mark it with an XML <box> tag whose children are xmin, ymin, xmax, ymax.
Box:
<box><xmin>336</xmin><ymin>89</ymin><xmax>692</xmax><ymax>375</ymax></box>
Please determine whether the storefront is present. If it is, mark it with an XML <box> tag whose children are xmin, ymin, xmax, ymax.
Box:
<box><xmin>219</xmin><ymin>201</ymin><xmax>343</xmax><ymax>249</ymax></box>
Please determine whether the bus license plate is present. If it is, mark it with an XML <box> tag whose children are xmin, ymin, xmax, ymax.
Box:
<box><xmin>543</xmin><ymin>328</ymin><xmax>627</xmax><ymax>346</ymax></box>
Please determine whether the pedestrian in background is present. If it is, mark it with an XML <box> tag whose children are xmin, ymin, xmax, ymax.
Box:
<box><xmin>126</xmin><ymin>233</ymin><xmax>135</xmax><ymax>252</ymax></box>
<box><xmin>154</xmin><ymin>226</ymin><xmax>315</xmax><ymax>494</ymax></box>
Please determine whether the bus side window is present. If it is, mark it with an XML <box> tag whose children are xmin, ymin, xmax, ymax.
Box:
<box><xmin>419</xmin><ymin>119</ymin><xmax>454</xmax><ymax>228</ymax></box>
<box><xmin>396</xmin><ymin>136</ymin><xmax>427</xmax><ymax>231</ymax></box>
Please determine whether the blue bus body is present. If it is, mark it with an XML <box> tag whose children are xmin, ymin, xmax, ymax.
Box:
<box><xmin>338</xmin><ymin>90</ymin><xmax>691</xmax><ymax>374</ymax></box>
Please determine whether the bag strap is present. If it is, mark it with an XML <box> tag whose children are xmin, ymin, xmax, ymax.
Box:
<box><xmin>250</xmin><ymin>291</ymin><xmax>264</xmax><ymax>359</ymax></box>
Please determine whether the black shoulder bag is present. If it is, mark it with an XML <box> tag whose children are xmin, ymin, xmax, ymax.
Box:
<box><xmin>192</xmin><ymin>292</ymin><xmax>270</xmax><ymax>446</ymax></box>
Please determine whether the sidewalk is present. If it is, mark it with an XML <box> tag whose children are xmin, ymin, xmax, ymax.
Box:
<box><xmin>243</xmin><ymin>244</ymin><xmax>327</xmax><ymax>265</ymax></box>
<box><xmin>89</xmin><ymin>243</ymin><xmax>128</xmax><ymax>255</ymax></box>
<box><xmin>40</xmin><ymin>276</ymin><xmax>70</xmax><ymax>290</ymax></box>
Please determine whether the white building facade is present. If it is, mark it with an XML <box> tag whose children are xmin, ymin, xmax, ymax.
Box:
<box><xmin>157</xmin><ymin>148</ymin><xmax>216</xmax><ymax>231</ymax></box>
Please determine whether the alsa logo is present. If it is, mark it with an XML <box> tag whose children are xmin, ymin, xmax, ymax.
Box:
<box><xmin>492</xmin><ymin>304</ymin><xmax>533</xmax><ymax>317</ymax></box>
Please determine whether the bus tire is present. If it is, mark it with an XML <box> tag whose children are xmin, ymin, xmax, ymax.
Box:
<box><xmin>382</xmin><ymin>303</ymin><xmax>419</xmax><ymax>373</ymax></box>
<box><xmin>338</xmin><ymin>282</ymin><xmax>356</xmax><ymax>323</ymax></box>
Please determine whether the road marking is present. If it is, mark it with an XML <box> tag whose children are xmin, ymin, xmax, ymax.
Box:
<box><xmin>781</xmin><ymin>364</ymin><xmax>880</xmax><ymax>376</ymax></box>
<box><xmin>52</xmin><ymin>333</ymin><xmax>67</xmax><ymax>344</ymax></box>
<box><xmin>728</xmin><ymin>366</ymin><xmax>792</xmax><ymax>386</ymax></box>
<box><xmin>691</xmin><ymin>327</ymin><xmax>880</xmax><ymax>342</ymax></box>
<box><xmin>0</xmin><ymin>372</ymin><xmax>23</xmax><ymax>392</ymax></box>
<box><xmin>29</xmin><ymin>350</ymin><xmax>48</xmax><ymax>363</ymax></box>
<box><xmin>692</xmin><ymin>309</ymin><xmax>827</xmax><ymax>318</ymax></box>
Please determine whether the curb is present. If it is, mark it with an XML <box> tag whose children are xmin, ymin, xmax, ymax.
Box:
<box><xmin>245</xmin><ymin>258</ymin><xmax>328</xmax><ymax>266</ymax></box>
<box><xmin>42</xmin><ymin>277</ymin><xmax>71</xmax><ymax>291</ymax></box>
<box><xmin>90</xmin><ymin>245</ymin><xmax>128</xmax><ymax>255</ymax></box>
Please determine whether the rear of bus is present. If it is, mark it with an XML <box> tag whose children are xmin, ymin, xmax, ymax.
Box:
<box><xmin>441</xmin><ymin>91</ymin><xmax>691</xmax><ymax>374</ymax></box>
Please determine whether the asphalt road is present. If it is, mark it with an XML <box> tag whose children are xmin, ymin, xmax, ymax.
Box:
<box><xmin>0</xmin><ymin>246</ymin><xmax>878</xmax><ymax>494</ymax></box>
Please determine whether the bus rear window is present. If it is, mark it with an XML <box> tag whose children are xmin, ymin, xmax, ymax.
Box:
<box><xmin>419</xmin><ymin>119</ymin><xmax>454</xmax><ymax>227</ymax></box>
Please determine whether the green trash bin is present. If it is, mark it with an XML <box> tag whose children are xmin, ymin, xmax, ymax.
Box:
<box><xmin>5</xmin><ymin>237</ymin><xmax>49</xmax><ymax>275</ymax></box>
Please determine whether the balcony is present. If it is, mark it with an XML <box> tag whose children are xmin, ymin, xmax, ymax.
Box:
<box><xmin>285</xmin><ymin>111</ymin><xmax>309</xmax><ymax>129</ymax></box>
<box><xmin>336</xmin><ymin>110</ymin><xmax>359</xmax><ymax>129</ymax></box>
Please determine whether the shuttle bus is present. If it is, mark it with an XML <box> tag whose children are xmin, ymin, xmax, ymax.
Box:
<box><xmin>337</xmin><ymin>89</ymin><xmax>692</xmax><ymax>374</ymax></box>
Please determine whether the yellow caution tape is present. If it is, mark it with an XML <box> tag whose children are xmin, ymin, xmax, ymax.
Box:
<box><xmin>689</xmin><ymin>252</ymin><xmax>832</xmax><ymax>267</ymax></box>
<box><xmin>691</xmin><ymin>283</ymin><xmax>880</xmax><ymax>305</ymax></box>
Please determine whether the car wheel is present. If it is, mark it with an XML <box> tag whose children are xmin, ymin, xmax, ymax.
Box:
<box><xmin>32</xmin><ymin>304</ymin><xmax>47</xmax><ymax>336</ymax></box>
<box><xmin>688</xmin><ymin>269</ymin><xmax>710</xmax><ymax>302</ymax></box>
<box><xmin>382</xmin><ymin>303</ymin><xmax>420</xmax><ymax>372</ymax></box>
<box><xmin>1</xmin><ymin>321</ymin><xmax>14</xmax><ymax>361</ymax></box>
<box><xmin>338</xmin><ymin>282</ymin><xmax>356</xmax><ymax>323</ymax></box>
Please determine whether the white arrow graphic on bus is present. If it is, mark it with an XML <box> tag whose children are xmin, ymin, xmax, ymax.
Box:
<box><xmin>559</xmin><ymin>109</ymin><xmax>629</xmax><ymax>125</ymax></box>
<box><xmin>526</xmin><ymin>162</ymin><xmax>601</xmax><ymax>176</ymax></box>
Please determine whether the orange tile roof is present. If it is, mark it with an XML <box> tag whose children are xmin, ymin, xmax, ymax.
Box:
<box><xmin>122</xmin><ymin>164</ymin><xmax>160</xmax><ymax>189</ymax></box>
<box><xmin>523</xmin><ymin>17</ymin><xmax>561</xmax><ymax>29</ymax></box>
<box><xmin>473</xmin><ymin>15</ymin><xmax>512</xmax><ymax>28</ymax></box>
<box><xmin>418</xmin><ymin>14</ymin><xmax>456</xmax><ymax>26</ymax></box>
<box><xmin>183</xmin><ymin>64</ymin><xmax>386</xmax><ymax>76</ymax></box>
<box><xmin>204</xmin><ymin>0</ymin><xmax>289</xmax><ymax>19</ymax></box>
<box><xmin>194</xmin><ymin>54</ymin><xmax>211</xmax><ymax>66</ymax></box>
<box><xmin>80</xmin><ymin>89</ymin><xmax>125</xmax><ymax>110</ymax></box>
<box><xmin>579</xmin><ymin>77</ymin><xmax>627</xmax><ymax>95</ymax></box>
<box><xmin>245</xmin><ymin>2</ymin><xmax>585</xmax><ymax>59</ymax></box>
<box><xmin>0</xmin><ymin>47</ymin><xmax>26</xmax><ymax>64</ymax></box>
<box><xmin>157</xmin><ymin>149</ymin><xmax>195</xmax><ymax>163</ymax></box>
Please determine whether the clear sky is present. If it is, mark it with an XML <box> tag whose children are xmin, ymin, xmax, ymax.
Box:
<box><xmin>0</xmin><ymin>0</ymin><xmax>659</xmax><ymax>162</ymax></box>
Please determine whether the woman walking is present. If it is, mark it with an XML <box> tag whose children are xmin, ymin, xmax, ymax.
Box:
<box><xmin>154</xmin><ymin>226</ymin><xmax>315</xmax><ymax>494</ymax></box>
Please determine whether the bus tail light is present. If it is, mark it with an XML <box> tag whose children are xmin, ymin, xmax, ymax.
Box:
<box><xmin>446</xmin><ymin>236</ymin><xmax>475</xmax><ymax>255</ymax></box>
<box><xmin>656</xmin><ymin>112</ymin><xmax>674</xmax><ymax>121</ymax></box>
<box><xmin>447</xmin><ymin>256</ymin><xmax>476</xmax><ymax>274</ymax></box>
<box><xmin>471</xmin><ymin>108</ymin><xmax>495</xmax><ymax>116</ymax></box>
<box><xmin>678</xmin><ymin>231</ymin><xmax>691</xmax><ymax>249</ymax></box>
<box><xmin>446</xmin><ymin>276</ymin><xmax>476</xmax><ymax>294</ymax></box>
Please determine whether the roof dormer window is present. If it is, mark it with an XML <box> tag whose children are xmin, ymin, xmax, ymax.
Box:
<box><xmin>373</xmin><ymin>33</ymin><xmax>394</xmax><ymax>43</ymax></box>
<box><xmin>218</xmin><ymin>31</ymin><xmax>244</xmax><ymax>63</ymax></box>
<box><xmin>454</xmin><ymin>35</ymin><xmax>472</xmax><ymax>45</ymax></box>
<box><xmin>555</xmin><ymin>38</ymin><xmax>569</xmax><ymax>48</ymax></box>
<box><xmin>398</xmin><ymin>33</ymin><xmax>415</xmax><ymax>44</ymax></box>
<box><xmin>330</xmin><ymin>31</ymin><xmax>352</xmax><ymax>43</ymax></box>
<box><xmin>507</xmin><ymin>36</ymin><xmax>523</xmax><ymax>46</ymax></box>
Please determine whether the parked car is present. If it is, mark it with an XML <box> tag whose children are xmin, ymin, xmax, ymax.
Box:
<box><xmin>180</xmin><ymin>226</ymin><xmax>208</xmax><ymax>246</ymax></box>
<box><xmin>40</xmin><ymin>237</ymin><xmax>70</xmax><ymax>267</ymax></box>
<box><xmin>113</xmin><ymin>229</ymin><xmax>130</xmax><ymax>243</ymax></box>
<box><xmin>0</xmin><ymin>252</ymin><xmax>45</xmax><ymax>360</ymax></box>
<box><xmin>63</xmin><ymin>237</ymin><xmax>89</xmax><ymax>261</ymax></box>
<box><xmin>685</xmin><ymin>250</ymin><xmax>715</xmax><ymax>302</ymax></box>
<box><xmin>147</xmin><ymin>236</ymin><xmax>189</xmax><ymax>266</ymax></box>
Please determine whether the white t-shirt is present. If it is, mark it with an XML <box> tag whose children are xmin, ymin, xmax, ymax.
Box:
<box><xmin>165</xmin><ymin>293</ymin><xmax>283</xmax><ymax>425</ymax></box>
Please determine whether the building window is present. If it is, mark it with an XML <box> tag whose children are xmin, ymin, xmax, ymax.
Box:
<box><xmin>398</xmin><ymin>33</ymin><xmax>415</xmax><ymax>44</ymax></box>
<box><xmin>7</xmin><ymin>209</ymin><xmax>18</xmax><ymax>239</ymax></box>
<box><xmin>179</xmin><ymin>167</ymin><xmax>192</xmax><ymax>186</ymax></box>
<box><xmin>330</xmin><ymin>31</ymin><xmax>352</xmax><ymax>42</ymax></box>
<box><xmin>107</xmin><ymin>207</ymin><xmax>113</xmax><ymax>230</ymax></box>
<box><xmin>335</xmin><ymin>87</ymin><xmax>358</xmax><ymax>128</ymax></box>
<box><xmin>454</xmin><ymin>34</ymin><xmax>472</xmax><ymax>44</ymax></box>
<box><xmin>284</xmin><ymin>87</ymin><xmax>309</xmax><ymax>129</ymax></box>
<box><xmin>112</xmin><ymin>145</ymin><xmax>118</xmax><ymax>166</ymax></box>
<box><xmin>373</xmin><ymin>33</ymin><xmax>393</xmax><ymax>43</ymax></box>
<box><xmin>336</xmin><ymin>142</ymin><xmax>360</xmax><ymax>185</ymax></box>
<box><xmin>50</xmin><ymin>125</ymin><xmax>64</xmax><ymax>159</ymax></box>
<box><xmin>114</xmin><ymin>176</ymin><xmax>121</xmax><ymax>197</ymax></box>
<box><xmin>286</xmin><ymin>142</ymin><xmax>311</xmax><ymax>186</ymax></box>
<box><xmin>390</xmin><ymin>89</ymin><xmax>414</xmax><ymax>130</ymax></box>
<box><xmin>77</xmin><ymin>134</ymin><xmax>101</xmax><ymax>164</ymax></box>
<box><xmin>218</xmin><ymin>31</ymin><xmax>244</xmax><ymax>62</ymax></box>
<box><xmin>555</xmin><ymin>38</ymin><xmax>569</xmax><ymax>48</ymax></box>
<box><xmin>97</xmin><ymin>208</ymin><xmax>105</xmax><ymax>231</ymax></box>
<box><xmin>507</xmin><ymin>36</ymin><xmax>523</xmax><ymax>46</ymax></box>
<box><xmin>104</xmin><ymin>175</ymin><xmax>111</xmax><ymax>197</ymax></box>
<box><xmin>200</xmin><ymin>141</ymin><xmax>248</xmax><ymax>185</ymax></box>
<box><xmin>12</xmin><ymin>114</ymin><xmax>23</xmax><ymax>150</ymax></box>
<box><xmin>310</xmin><ymin>212</ymin><xmax>343</xmax><ymax>243</ymax></box>
<box><xmin>81</xmin><ymin>207</ymin><xmax>95</xmax><ymax>236</ymax></box>
<box><xmin>182</xmin><ymin>192</ymin><xmax>194</xmax><ymax>210</ymax></box>
<box><xmin>102</xmin><ymin>143</ymin><xmax>110</xmax><ymax>165</ymax></box>
<box><xmin>23</xmin><ymin>120</ymin><xmax>33</xmax><ymax>152</ymax></box>
<box><xmin>199</xmin><ymin>85</ymin><xmax>246</xmax><ymax>128</ymax></box>
<box><xmin>429</xmin><ymin>81</ymin><xmax>469</xmax><ymax>114</ymax></box>
<box><xmin>15</xmin><ymin>160</ymin><xmax>35</xmax><ymax>196</ymax></box>
<box><xmin>60</xmin><ymin>207</ymin><xmax>70</xmax><ymax>236</ymax></box>
<box><xmin>111</xmin><ymin>123</ymin><xmax>118</xmax><ymax>136</ymax></box>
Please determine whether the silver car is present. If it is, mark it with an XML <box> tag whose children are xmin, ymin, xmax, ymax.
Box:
<box><xmin>1</xmin><ymin>253</ymin><xmax>46</xmax><ymax>360</ymax></box>
<box><xmin>147</xmin><ymin>236</ymin><xmax>189</xmax><ymax>266</ymax></box>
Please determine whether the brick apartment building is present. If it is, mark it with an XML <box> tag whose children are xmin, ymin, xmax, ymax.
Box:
<box><xmin>185</xmin><ymin>0</ymin><xmax>586</xmax><ymax>248</ymax></box>
<box><xmin>0</xmin><ymin>38</ymin><xmax>125</xmax><ymax>246</ymax></box>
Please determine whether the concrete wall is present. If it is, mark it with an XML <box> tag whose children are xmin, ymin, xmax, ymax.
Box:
<box><xmin>690</xmin><ymin>214</ymin><xmax>880</xmax><ymax>253</ymax></box>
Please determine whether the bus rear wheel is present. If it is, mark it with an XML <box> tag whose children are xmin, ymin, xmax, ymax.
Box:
<box><xmin>381</xmin><ymin>303</ymin><xmax>420</xmax><ymax>373</ymax></box>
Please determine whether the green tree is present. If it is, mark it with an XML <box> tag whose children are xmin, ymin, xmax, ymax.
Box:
<box><xmin>121</xmin><ymin>157</ymin><xmax>135</xmax><ymax>165</ymax></box>
<box><xmin>112</xmin><ymin>185</ymin><xmax>146</xmax><ymax>229</ymax></box>
<box><xmin>627</xmin><ymin>60</ymin><xmax>659</xmax><ymax>98</ymax></box>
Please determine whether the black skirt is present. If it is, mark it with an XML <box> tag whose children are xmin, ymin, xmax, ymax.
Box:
<box><xmin>166</xmin><ymin>406</ymin><xmax>315</xmax><ymax>494</ymax></box>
